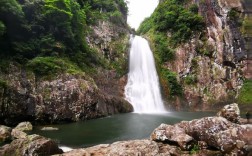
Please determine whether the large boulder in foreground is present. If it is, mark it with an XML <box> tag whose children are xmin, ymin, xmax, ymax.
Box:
<box><xmin>151</xmin><ymin>116</ymin><xmax>252</xmax><ymax>155</ymax></box>
<box><xmin>0</xmin><ymin>125</ymin><xmax>11</xmax><ymax>142</ymax></box>
<box><xmin>57</xmin><ymin>139</ymin><xmax>222</xmax><ymax>156</ymax></box>
<box><xmin>63</xmin><ymin>140</ymin><xmax>162</xmax><ymax>156</ymax></box>
<box><xmin>0</xmin><ymin>134</ymin><xmax>63</xmax><ymax>156</ymax></box>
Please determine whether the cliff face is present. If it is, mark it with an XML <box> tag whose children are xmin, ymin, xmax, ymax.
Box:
<box><xmin>87</xmin><ymin>20</ymin><xmax>130</xmax><ymax>98</ymax></box>
<box><xmin>165</xmin><ymin>0</ymin><xmax>248</xmax><ymax>110</ymax></box>
<box><xmin>0</xmin><ymin>0</ymin><xmax>132</xmax><ymax>125</ymax></box>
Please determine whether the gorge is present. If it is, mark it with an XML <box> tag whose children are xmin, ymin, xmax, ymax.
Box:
<box><xmin>0</xmin><ymin>0</ymin><xmax>251</xmax><ymax>155</ymax></box>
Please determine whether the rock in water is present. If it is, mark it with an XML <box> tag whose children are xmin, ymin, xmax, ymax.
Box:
<box><xmin>0</xmin><ymin>134</ymin><xmax>63</xmax><ymax>156</ymax></box>
<box><xmin>41</xmin><ymin>127</ymin><xmax>59</xmax><ymax>131</ymax></box>
<box><xmin>151</xmin><ymin>116</ymin><xmax>252</xmax><ymax>155</ymax></box>
<box><xmin>217</xmin><ymin>103</ymin><xmax>241</xmax><ymax>123</ymax></box>
<box><xmin>14</xmin><ymin>122</ymin><xmax>33</xmax><ymax>131</ymax></box>
<box><xmin>151</xmin><ymin>124</ymin><xmax>193</xmax><ymax>150</ymax></box>
<box><xmin>0</xmin><ymin>125</ymin><xmax>11</xmax><ymax>142</ymax></box>
<box><xmin>11</xmin><ymin>129</ymin><xmax>27</xmax><ymax>139</ymax></box>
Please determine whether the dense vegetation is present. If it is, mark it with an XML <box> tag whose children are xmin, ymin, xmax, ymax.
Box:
<box><xmin>0</xmin><ymin>0</ymin><xmax>128</xmax><ymax>76</ymax></box>
<box><xmin>137</xmin><ymin>0</ymin><xmax>205</xmax><ymax>97</ymax></box>
<box><xmin>238</xmin><ymin>79</ymin><xmax>252</xmax><ymax>105</ymax></box>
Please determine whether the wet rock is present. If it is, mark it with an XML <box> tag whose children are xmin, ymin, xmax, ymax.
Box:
<box><xmin>0</xmin><ymin>134</ymin><xmax>63</xmax><ymax>156</ymax></box>
<box><xmin>213</xmin><ymin>124</ymin><xmax>252</xmax><ymax>154</ymax></box>
<box><xmin>57</xmin><ymin>140</ymin><xmax>168</xmax><ymax>156</ymax></box>
<box><xmin>151</xmin><ymin>124</ymin><xmax>193</xmax><ymax>150</ymax></box>
<box><xmin>15</xmin><ymin>121</ymin><xmax>33</xmax><ymax>131</ymax></box>
<box><xmin>57</xmin><ymin>139</ymin><xmax>223</xmax><ymax>156</ymax></box>
<box><xmin>217</xmin><ymin>103</ymin><xmax>241</xmax><ymax>123</ymax></box>
<box><xmin>11</xmin><ymin>129</ymin><xmax>27</xmax><ymax>139</ymax></box>
<box><xmin>0</xmin><ymin>125</ymin><xmax>11</xmax><ymax>142</ymax></box>
<box><xmin>151</xmin><ymin>116</ymin><xmax>251</xmax><ymax>155</ymax></box>
<box><xmin>41</xmin><ymin>127</ymin><xmax>59</xmax><ymax>131</ymax></box>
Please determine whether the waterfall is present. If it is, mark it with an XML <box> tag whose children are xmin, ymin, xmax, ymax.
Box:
<box><xmin>125</xmin><ymin>35</ymin><xmax>166</xmax><ymax>113</ymax></box>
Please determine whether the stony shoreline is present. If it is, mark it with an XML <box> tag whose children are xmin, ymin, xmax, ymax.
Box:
<box><xmin>0</xmin><ymin>103</ymin><xmax>251</xmax><ymax>156</ymax></box>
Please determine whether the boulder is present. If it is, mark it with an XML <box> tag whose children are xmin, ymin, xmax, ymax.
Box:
<box><xmin>217</xmin><ymin>103</ymin><xmax>241</xmax><ymax>123</ymax></box>
<box><xmin>41</xmin><ymin>127</ymin><xmax>59</xmax><ymax>131</ymax></box>
<box><xmin>151</xmin><ymin>124</ymin><xmax>193</xmax><ymax>150</ymax></box>
<box><xmin>213</xmin><ymin>124</ymin><xmax>252</xmax><ymax>155</ymax></box>
<box><xmin>0</xmin><ymin>125</ymin><xmax>11</xmax><ymax>142</ymax></box>
<box><xmin>57</xmin><ymin>140</ymin><xmax>169</xmax><ymax>156</ymax></box>
<box><xmin>56</xmin><ymin>139</ymin><xmax>222</xmax><ymax>156</ymax></box>
<box><xmin>151</xmin><ymin>116</ymin><xmax>251</xmax><ymax>155</ymax></box>
<box><xmin>0</xmin><ymin>134</ymin><xmax>63</xmax><ymax>156</ymax></box>
<box><xmin>11</xmin><ymin>129</ymin><xmax>27</xmax><ymax>139</ymax></box>
<box><xmin>15</xmin><ymin>122</ymin><xmax>33</xmax><ymax>131</ymax></box>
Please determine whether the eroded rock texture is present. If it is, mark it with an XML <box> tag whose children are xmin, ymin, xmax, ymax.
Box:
<box><xmin>164</xmin><ymin>0</ymin><xmax>248</xmax><ymax>110</ymax></box>
<box><xmin>0</xmin><ymin>65</ymin><xmax>133</xmax><ymax>125</ymax></box>
<box><xmin>0</xmin><ymin>134</ymin><xmax>63</xmax><ymax>156</ymax></box>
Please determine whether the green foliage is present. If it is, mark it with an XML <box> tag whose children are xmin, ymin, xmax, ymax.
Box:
<box><xmin>0</xmin><ymin>0</ymin><xmax>25</xmax><ymax>22</ymax></box>
<box><xmin>109</xmin><ymin>10</ymin><xmax>124</xmax><ymax>25</ymax></box>
<box><xmin>161</xmin><ymin>68</ymin><xmax>183</xmax><ymax>96</ymax></box>
<box><xmin>228</xmin><ymin>8</ymin><xmax>239</xmax><ymax>21</ymax></box>
<box><xmin>27</xmin><ymin>57</ymin><xmax>82</xmax><ymax>77</ymax></box>
<box><xmin>196</xmin><ymin>42</ymin><xmax>214</xmax><ymax>57</ymax></box>
<box><xmin>0</xmin><ymin>21</ymin><xmax>5</xmax><ymax>36</ymax></box>
<box><xmin>0</xmin><ymin>79</ymin><xmax>7</xmax><ymax>89</ymax></box>
<box><xmin>0</xmin><ymin>0</ymin><xmax>129</xmax><ymax>79</ymax></box>
<box><xmin>189</xmin><ymin>4</ymin><xmax>199</xmax><ymax>13</ymax></box>
<box><xmin>79</xmin><ymin>0</ymin><xmax>128</xmax><ymax>26</ymax></box>
<box><xmin>154</xmin><ymin>33</ymin><xmax>175</xmax><ymax>63</ymax></box>
<box><xmin>138</xmin><ymin>0</ymin><xmax>205</xmax><ymax>45</ymax></box>
<box><xmin>0</xmin><ymin>0</ymin><xmax>26</xmax><ymax>56</ymax></box>
<box><xmin>190</xmin><ymin>144</ymin><xmax>200</xmax><ymax>154</ymax></box>
<box><xmin>137</xmin><ymin>17</ymin><xmax>153</xmax><ymax>35</ymax></box>
<box><xmin>238</xmin><ymin>80</ymin><xmax>252</xmax><ymax>105</ymax></box>
<box><xmin>109</xmin><ymin>35</ymin><xmax>128</xmax><ymax>76</ymax></box>
<box><xmin>228</xmin><ymin>8</ymin><xmax>242</xmax><ymax>27</ymax></box>
<box><xmin>183</xmin><ymin>74</ymin><xmax>197</xmax><ymax>85</ymax></box>
<box><xmin>241</xmin><ymin>15</ymin><xmax>252</xmax><ymax>36</ymax></box>
<box><xmin>191</xmin><ymin>57</ymin><xmax>199</xmax><ymax>69</ymax></box>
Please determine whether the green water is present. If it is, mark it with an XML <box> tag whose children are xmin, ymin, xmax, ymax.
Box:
<box><xmin>31</xmin><ymin>112</ymin><xmax>215</xmax><ymax>148</ymax></box>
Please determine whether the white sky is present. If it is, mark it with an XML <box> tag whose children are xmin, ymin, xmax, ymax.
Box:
<box><xmin>126</xmin><ymin>0</ymin><xmax>159</xmax><ymax>30</ymax></box>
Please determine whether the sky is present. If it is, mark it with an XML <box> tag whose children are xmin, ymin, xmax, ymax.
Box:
<box><xmin>126</xmin><ymin>0</ymin><xmax>159</xmax><ymax>30</ymax></box>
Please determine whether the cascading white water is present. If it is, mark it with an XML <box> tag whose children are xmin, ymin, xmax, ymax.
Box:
<box><xmin>125</xmin><ymin>35</ymin><xmax>166</xmax><ymax>113</ymax></box>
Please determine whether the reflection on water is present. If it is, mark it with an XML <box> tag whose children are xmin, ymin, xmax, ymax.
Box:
<box><xmin>31</xmin><ymin>112</ymin><xmax>215</xmax><ymax>148</ymax></box>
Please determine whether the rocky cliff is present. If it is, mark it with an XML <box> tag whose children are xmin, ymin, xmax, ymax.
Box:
<box><xmin>172</xmin><ymin>0</ymin><xmax>246</xmax><ymax>110</ymax></box>
<box><xmin>140</xmin><ymin>0</ymin><xmax>251</xmax><ymax>111</ymax></box>
<box><xmin>0</xmin><ymin>0</ymin><xmax>133</xmax><ymax>125</ymax></box>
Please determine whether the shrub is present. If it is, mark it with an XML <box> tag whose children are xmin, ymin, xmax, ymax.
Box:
<box><xmin>238</xmin><ymin>80</ymin><xmax>252</xmax><ymax>105</ymax></box>
<box><xmin>183</xmin><ymin>74</ymin><xmax>197</xmax><ymax>85</ymax></box>
<box><xmin>0</xmin><ymin>21</ymin><xmax>5</xmax><ymax>36</ymax></box>
<box><xmin>137</xmin><ymin>17</ymin><xmax>153</xmax><ymax>35</ymax></box>
<box><xmin>195</xmin><ymin>42</ymin><xmax>214</xmax><ymax>57</ymax></box>
<box><xmin>189</xmin><ymin>4</ymin><xmax>199</xmax><ymax>13</ymax></box>
<box><xmin>153</xmin><ymin>33</ymin><xmax>175</xmax><ymax>63</ymax></box>
<box><xmin>153</xmin><ymin>0</ymin><xmax>205</xmax><ymax>44</ymax></box>
<box><xmin>161</xmin><ymin>69</ymin><xmax>183</xmax><ymax>96</ymax></box>
<box><xmin>0</xmin><ymin>79</ymin><xmax>7</xmax><ymax>89</ymax></box>
<box><xmin>27</xmin><ymin>57</ymin><xmax>82</xmax><ymax>77</ymax></box>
